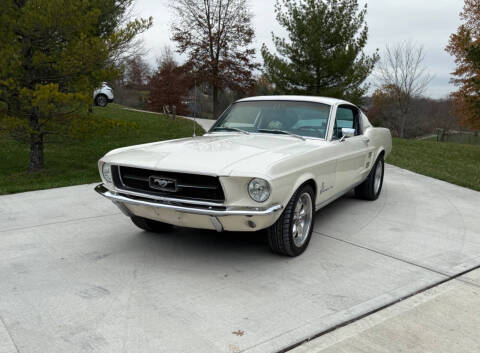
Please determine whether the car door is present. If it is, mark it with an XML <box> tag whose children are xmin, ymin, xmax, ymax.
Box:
<box><xmin>330</xmin><ymin>104</ymin><xmax>370</xmax><ymax>193</ymax></box>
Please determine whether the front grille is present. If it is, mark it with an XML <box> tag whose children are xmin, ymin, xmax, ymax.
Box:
<box><xmin>112</xmin><ymin>166</ymin><xmax>225</xmax><ymax>203</ymax></box>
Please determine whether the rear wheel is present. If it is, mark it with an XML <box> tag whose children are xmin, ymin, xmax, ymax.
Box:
<box><xmin>131</xmin><ymin>216</ymin><xmax>172</xmax><ymax>233</ymax></box>
<box><xmin>267</xmin><ymin>184</ymin><xmax>315</xmax><ymax>257</ymax></box>
<box><xmin>95</xmin><ymin>94</ymin><xmax>108</xmax><ymax>107</ymax></box>
<box><xmin>355</xmin><ymin>155</ymin><xmax>384</xmax><ymax>200</ymax></box>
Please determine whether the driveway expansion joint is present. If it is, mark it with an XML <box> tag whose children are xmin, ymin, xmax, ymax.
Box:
<box><xmin>0</xmin><ymin>314</ymin><xmax>20</xmax><ymax>353</ymax></box>
<box><xmin>314</xmin><ymin>231</ymin><xmax>452</xmax><ymax>278</ymax></box>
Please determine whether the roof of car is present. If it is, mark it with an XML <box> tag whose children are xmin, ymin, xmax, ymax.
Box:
<box><xmin>236</xmin><ymin>95</ymin><xmax>351</xmax><ymax>106</ymax></box>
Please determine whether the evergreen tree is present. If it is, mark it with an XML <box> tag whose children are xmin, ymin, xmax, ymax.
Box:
<box><xmin>0</xmin><ymin>0</ymin><xmax>151</xmax><ymax>171</ymax></box>
<box><xmin>262</xmin><ymin>0</ymin><xmax>378</xmax><ymax>104</ymax></box>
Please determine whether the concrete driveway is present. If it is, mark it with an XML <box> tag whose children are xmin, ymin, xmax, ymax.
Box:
<box><xmin>0</xmin><ymin>165</ymin><xmax>479</xmax><ymax>353</ymax></box>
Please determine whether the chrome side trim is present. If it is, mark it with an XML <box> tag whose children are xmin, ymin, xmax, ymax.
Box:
<box><xmin>95</xmin><ymin>184</ymin><xmax>283</xmax><ymax>217</ymax></box>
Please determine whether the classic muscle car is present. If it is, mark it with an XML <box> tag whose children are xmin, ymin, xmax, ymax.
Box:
<box><xmin>96</xmin><ymin>96</ymin><xmax>392</xmax><ymax>256</ymax></box>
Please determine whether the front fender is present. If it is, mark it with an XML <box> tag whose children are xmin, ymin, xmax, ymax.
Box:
<box><xmin>271</xmin><ymin>171</ymin><xmax>319</xmax><ymax>209</ymax></box>
<box><xmin>289</xmin><ymin>172</ymin><xmax>317</xmax><ymax>204</ymax></box>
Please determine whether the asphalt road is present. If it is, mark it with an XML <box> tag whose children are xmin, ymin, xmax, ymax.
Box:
<box><xmin>0</xmin><ymin>165</ymin><xmax>479</xmax><ymax>353</ymax></box>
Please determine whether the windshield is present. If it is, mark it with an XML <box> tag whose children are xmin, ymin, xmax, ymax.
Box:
<box><xmin>211</xmin><ymin>100</ymin><xmax>331</xmax><ymax>139</ymax></box>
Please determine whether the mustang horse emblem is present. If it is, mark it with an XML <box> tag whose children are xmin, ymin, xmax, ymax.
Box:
<box><xmin>149</xmin><ymin>177</ymin><xmax>176</xmax><ymax>192</ymax></box>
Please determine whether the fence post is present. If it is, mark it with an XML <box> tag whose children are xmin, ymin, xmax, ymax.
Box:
<box><xmin>439</xmin><ymin>129</ymin><xmax>445</xmax><ymax>142</ymax></box>
<box><xmin>163</xmin><ymin>105</ymin><xmax>171</xmax><ymax>119</ymax></box>
<box><xmin>172</xmin><ymin>105</ymin><xmax>176</xmax><ymax>120</ymax></box>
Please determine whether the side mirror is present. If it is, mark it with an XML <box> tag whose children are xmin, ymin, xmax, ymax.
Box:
<box><xmin>340</xmin><ymin>128</ymin><xmax>355</xmax><ymax>141</ymax></box>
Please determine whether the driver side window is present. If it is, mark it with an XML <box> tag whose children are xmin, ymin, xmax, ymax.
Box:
<box><xmin>332</xmin><ymin>105</ymin><xmax>361</xmax><ymax>139</ymax></box>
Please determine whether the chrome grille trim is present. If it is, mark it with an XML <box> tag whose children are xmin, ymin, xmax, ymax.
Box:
<box><xmin>112</xmin><ymin>165</ymin><xmax>226</xmax><ymax>204</ymax></box>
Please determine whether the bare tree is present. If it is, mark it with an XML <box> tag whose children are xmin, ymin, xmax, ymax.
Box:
<box><xmin>369</xmin><ymin>93</ymin><xmax>458</xmax><ymax>138</ymax></box>
<box><xmin>170</xmin><ymin>0</ymin><xmax>259</xmax><ymax>118</ymax></box>
<box><xmin>375</xmin><ymin>42</ymin><xmax>434</xmax><ymax>137</ymax></box>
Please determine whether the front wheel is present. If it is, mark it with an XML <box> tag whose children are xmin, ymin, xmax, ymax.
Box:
<box><xmin>355</xmin><ymin>155</ymin><xmax>384</xmax><ymax>200</ymax></box>
<box><xmin>267</xmin><ymin>184</ymin><xmax>315</xmax><ymax>257</ymax></box>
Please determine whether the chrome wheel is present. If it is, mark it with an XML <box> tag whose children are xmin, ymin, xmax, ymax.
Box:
<box><xmin>374</xmin><ymin>161</ymin><xmax>383</xmax><ymax>195</ymax></box>
<box><xmin>292</xmin><ymin>192</ymin><xmax>313</xmax><ymax>247</ymax></box>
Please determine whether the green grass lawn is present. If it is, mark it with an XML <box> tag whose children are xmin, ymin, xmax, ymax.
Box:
<box><xmin>1</xmin><ymin>113</ymin><xmax>479</xmax><ymax>195</ymax></box>
<box><xmin>387</xmin><ymin>138</ymin><xmax>480</xmax><ymax>192</ymax></box>
<box><xmin>427</xmin><ymin>132</ymin><xmax>480</xmax><ymax>145</ymax></box>
<box><xmin>0</xmin><ymin>104</ymin><xmax>204</xmax><ymax>195</ymax></box>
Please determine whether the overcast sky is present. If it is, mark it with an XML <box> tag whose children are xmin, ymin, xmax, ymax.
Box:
<box><xmin>133</xmin><ymin>0</ymin><xmax>464</xmax><ymax>99</ymax></box>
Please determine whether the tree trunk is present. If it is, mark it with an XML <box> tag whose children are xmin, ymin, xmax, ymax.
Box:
<box><xmin>399</xmin><ymin>106</ymin><xmax>409</xmax><ymax>138</ymax></box>
<box><xmin>315</xmin><ymin>67</ymin><xmax>321</xmax><ymax>95</ymax></box>
<box><xmin>399</xmin><ymin>119</ymin><xmax>405</xmax><ymax>138</ymax></box>
<box><xmin>29</xmin><ymin>134</ymin><xmax>44</xmax><ymax>171</ymax></box>
<box><xmin>29</xmin><ymin>110</ymin><xmax>44</xmax><ymax>171</ymax></box>
<box><xmin>212</xmin><ymin>85</ymin><xmax>219</xmax><ymax>119</ymax></box>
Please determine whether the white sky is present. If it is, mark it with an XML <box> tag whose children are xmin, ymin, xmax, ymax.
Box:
<box><xmin>134</xmin><ymin>0</ymin><xmax>464</xmax><ymax>98</ymax></box>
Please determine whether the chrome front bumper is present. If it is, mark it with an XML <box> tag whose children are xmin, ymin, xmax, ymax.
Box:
<box><xmin>95</xmin><ymin>184</ymin><xmax>283</xmax><ymax>231</ymax></box>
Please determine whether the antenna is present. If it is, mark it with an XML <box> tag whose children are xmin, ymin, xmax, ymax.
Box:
<box><xmin>193</xmin><ymin>79</ymin><xmax>197</xmax><ymax>137</ymax></box>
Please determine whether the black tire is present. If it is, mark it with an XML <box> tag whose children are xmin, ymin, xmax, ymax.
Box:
<box><xmin>267</xmin><ymin>184</ymin><xmax>315</xmax><ymax>257</ymax></box>
<box><xmin>355</xmin><ymin>155</ymin><xmax>385</xmax><ymax>200</ymax></box>
<box><xmin>131</xmin><ymin>216</ymin><xmax>172</xmax><ymax>233</ymax></box>
<box><xmin>95</xmin><ymin>94</ymin><xmax>108</xmax><ymax>107</ymax></box>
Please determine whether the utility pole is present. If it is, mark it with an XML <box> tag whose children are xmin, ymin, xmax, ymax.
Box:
<box><xmin>193</xmin><ymin>79</ymin><xmax>197</xmax><ymax>137</ymax></box>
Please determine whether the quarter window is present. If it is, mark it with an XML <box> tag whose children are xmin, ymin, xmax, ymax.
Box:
<box><xmin>332</xmin><ymin>105</ymin><xmax>361</xmax><ymax>139</ymax></box>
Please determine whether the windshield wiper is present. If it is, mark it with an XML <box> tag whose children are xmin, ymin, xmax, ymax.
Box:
<box><xmin>211</xmin><ymin>127</ymin><xmax>250</xmax><ymax>135</ymax></box>
<box><xmin>257</xmin><ymin>129</ymin><xmax>305</xmax><ymax>141</ymax></box>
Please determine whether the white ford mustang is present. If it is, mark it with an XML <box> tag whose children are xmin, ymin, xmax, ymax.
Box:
<box><xmin>96</xmin><ymin>96</ymin><xmax>392</xmax><ymax>256</ymax></box>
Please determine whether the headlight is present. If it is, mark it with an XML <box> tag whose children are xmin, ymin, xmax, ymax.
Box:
<box><xmin>102</xmin><ymin>163</ymin><xmax>113</xmax><ymax>183</ymax></box>
<box><xmin>248</xmin><ymin>178</ymin><xmax>271</xmax><ymax>202</ymax></box>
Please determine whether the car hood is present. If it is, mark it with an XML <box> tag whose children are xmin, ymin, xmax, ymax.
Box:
<box><xmin>102</xmin><ymin>133</ymin><xmax>328</xmax><ymax>177</ymax></box>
